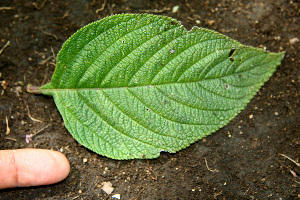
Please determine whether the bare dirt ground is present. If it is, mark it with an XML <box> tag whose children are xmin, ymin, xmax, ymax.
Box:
<box><xmin>0</xmin><ymin>0</ymin><xmax>299</xmax><ymax>199</ymax></box>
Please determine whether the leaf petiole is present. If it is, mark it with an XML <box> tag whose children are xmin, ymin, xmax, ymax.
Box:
<box><xmin>27</xmin><ymin>84</ymin><xmax>43</xmax><ymax>94</ymax></box>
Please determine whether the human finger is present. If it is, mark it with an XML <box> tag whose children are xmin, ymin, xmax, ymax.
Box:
<box><xmin>0</xmin><ymin>148</ymin><xmax>70</xmax><ymax>189</ymax></box>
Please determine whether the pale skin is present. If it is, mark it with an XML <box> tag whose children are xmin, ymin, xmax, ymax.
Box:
<box><xmin>0</xmin><ymin>148</ymin><xmax>70</xmax><ymax>189</ymax></box>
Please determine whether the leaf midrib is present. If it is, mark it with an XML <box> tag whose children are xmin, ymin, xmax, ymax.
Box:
<box><xmin>42</xmin><ymin>63</ymin><xmax>266</xmax><ymax>93</ymax></box>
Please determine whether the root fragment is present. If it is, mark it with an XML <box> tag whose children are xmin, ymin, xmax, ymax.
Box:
<box><xmin>204</xmin><ymin>158</ymin><xmax>219</xmax><ymax>172</ymax></box>
<box><xmin>5</xmin><ymin>116</ymin><xmax>10</xmax><ymax>135</ymax></box>
<box><xmin>279</xmin><ymin>153</ymin><xmax>300</xmax><ymax>167</ymax></box>
<box><xmin>26</xmin><ymin>105</ymin><xmax>43</xmax><ymax>123</ymax></box>
<box><xmin>0</xmin><ymin>40</ymin><xmax>10</xmax><ymax>55</ymax></box>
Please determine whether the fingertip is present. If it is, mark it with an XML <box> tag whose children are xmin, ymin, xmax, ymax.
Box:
<box><xmin>41</xmin><ymin>149</ymin><xmax>71</xmax><ymax>184</ymax></box>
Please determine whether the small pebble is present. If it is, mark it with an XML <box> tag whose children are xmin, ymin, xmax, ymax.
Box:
<box><xmin>172</xmin><ymin>5</ymin><xmax>179</xmax><ymax>13</ymax></box>
<box><xmin>112</xmin><ymin>194</ymin><xmax>121</xmax><ymax>199</ymax></box>
<box><xmin>289</xmin><ymin>37</ymin><xmax>299</xmax><ymax>45</ymax></box>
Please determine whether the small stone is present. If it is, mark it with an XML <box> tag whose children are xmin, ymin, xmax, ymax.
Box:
<box><xmin>274</xmin><ymin>36</ymin><xmax>281</xmax><ymax>40</ymax></box>
<box><xmin>102</xmin><ymin>182</ymin><xmax>114</xmax><ymax>194</ymax></box>
<box><xmin>207</xmin><ymin>19</ymin><xmax>215</xmax><ymax>26</ymax></box>
<box><xmin>227</xmin><ymin>132</ymin><xmax>231</xmax><ymax>138</ymax></box>
<box><xmin>249</xmin><ymin>114</ymin><xmax>253</xmax><ymax>119</ymax></box>
<box><xmin>289</xmin><ymin>37</ymin><xmax>299</xmax><ymax>45</ymax></box>
<box><xmin>112</xmin><ymin>194</ymin><xmax>121</xmax><ymax>199</ymax></box>
<box><xmin>83</xmin><ymin>158</ymin><xmax>88</xmax><ymax>163</ymax></box>
<box><xmin>274</xmin><ymin>112</ymin><xmax>279</xmax><ymax>116</ymax></box>
<box><xmin>172</xmin><ymin>5</ymin><xmax>179</xmax><ymax>13</ymax></box>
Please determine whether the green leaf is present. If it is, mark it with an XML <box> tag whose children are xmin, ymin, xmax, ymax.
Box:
<box><xmin>39</xmin><ymin>14</ymin><xmax>285</xmax><ymax>159</ymax></box>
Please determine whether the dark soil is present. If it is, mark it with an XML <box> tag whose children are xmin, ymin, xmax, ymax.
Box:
<box><xmin>0</xmin><ymin>0</ymin><xmax>299</xmax><ymax>199</ymax></box>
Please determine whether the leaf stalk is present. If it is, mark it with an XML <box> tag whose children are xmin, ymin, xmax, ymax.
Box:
<box><xmin>27</xmin><ymin>84</ymin><xmax>43</xmax><ymax>94</ymax></box>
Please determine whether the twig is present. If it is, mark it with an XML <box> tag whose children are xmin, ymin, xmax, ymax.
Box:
<box><xmin>214</xmin><ymin>191</ymin><xmax>222</xmax><ymax>198</ymax></box>
<box><xmin>5</xmin><ymin>137</ymin><xmax>17</xmax><ymax>142</ymax></box>
<box><xmin>0</xmin><ymin>7</ymin><xmax>14</xmax><ymax>11</ymax></box>
<box><xmin>32</xmin><ymin>0</ymin><xmax>48</xmax><ymax>10</ymax></box>
<box><xmin>50</xmin><ymin>46</ymin><xmax>56</xmax><ymax>60</ymax></box>
<box><xmin>41</xmin><ymin>67</ymin><xmax>49</xmax><ymax>85</ymax></box>
<box><xmin>49</xmin><ymin>62</ymin><xmax>56</xmax><ymax>67</ymax></box>
<box><xmin>71</xmin><ymin>195</ymin><xmax>81</xmax><ymax>200</ymax></box>
<box><xmin>108</xmin><ymin>3</ymin><xmax>115</xmax><ymax>15</ymax></box>
<box><xmin>204</xmin><ymin>158</ymin><xmax>219</xmax><ymax>172</ymax></box>
<box><xmin>244</xmin><ymin>187</ymin><xmax>250</xmax><ymax>194</ymax></box>
<box><xmin>48</xmin><ymin>47</ymin><xmax>57</xmax><ymax>67</ymax></box>
<box><xmin>96</xmin><ymin>0</ymin><xmax>107</xmax><ymax>13</ymax></box>
<box><xmin>41</xmin><ymin>30</ymin><xmax>58</xmax><ymax>40</ymax></box>
<box><xmin>0</xmin><ymin>40</ymin><xmax>10</xmax><ymax>55</ymax></box>
<box><xmin>37</xmin><ymin>47</ymin><xmax>56</xmax><ymax>68</ymax></box>
<box><xmin>279</xmin><ymin>153</ymin><xmax>300</xmax><ymax>167</ymax></box>
<box><xmin>5</xmin><ymin>116</ymin><xmax>10</xmax><ymax>135</ymax></box>
<box><xmin>290</xmin><ymin>170</ymin><xmax>297</xmax><ymax>177</ymax></box>
<box><xmin>62</xmin><ymin>9</ymin><xmax>71</xmax><ymax>19</ymax></box>
<box><xmin>39</xmin><ymin>55</ymin><xmax>53</xmax><ymax>65</ymax></box>
<box><xmin>140</xmin><ymin>7</ymin><xmax>170</xmax><ymax>13</ymax></box>
<box><xmin>26</xmin><ymin>124</ymin><xmax>51</xmax><ymax>143</ymax></box>
<box><xmin>31</xmin><ymin>124</ymin><xmax>51</xmax><ymax>137</ymax></box>
<box><xmin>26</xmin><ymin>105</ymin><xmax>43</xmax><ymax>123</ymax></box>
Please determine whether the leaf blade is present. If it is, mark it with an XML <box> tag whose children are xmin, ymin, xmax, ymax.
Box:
<box><xmin>41</xmin><ymin>14</ymin><xmax>284</xmax><ymax>159</ymax></box>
